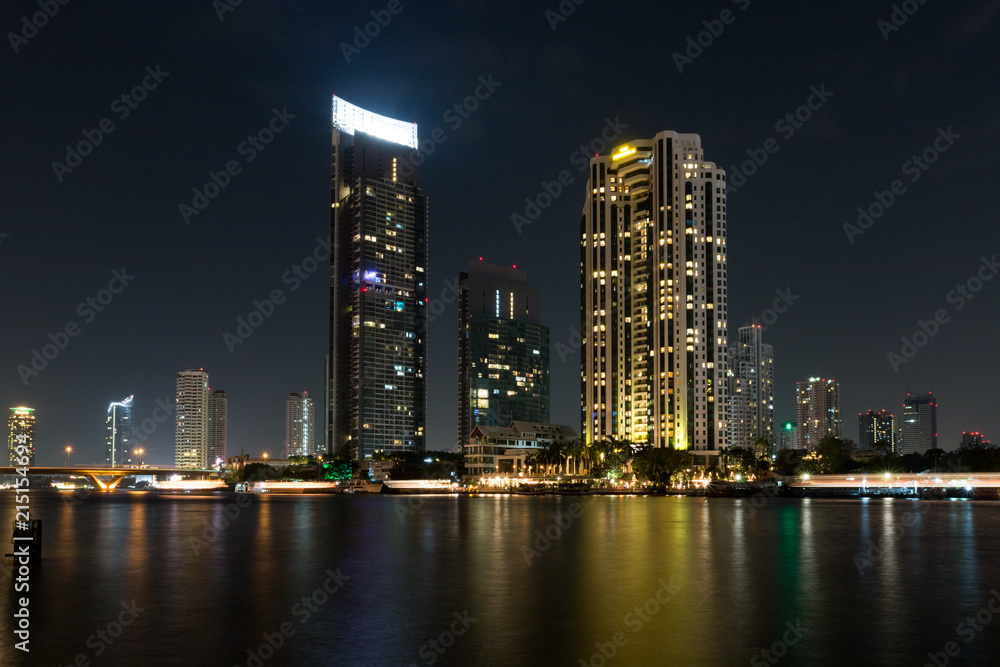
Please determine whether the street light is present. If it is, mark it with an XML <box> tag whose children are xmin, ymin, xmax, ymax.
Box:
<box><xmin>65</xmin><ymin>445</ymin><xmax>72</xmax><ymax>466</ymax></box>
<box><xmin>133</xmin><ymin>448</ymin><xmax>145</xmax><ymax>467</ymax></box>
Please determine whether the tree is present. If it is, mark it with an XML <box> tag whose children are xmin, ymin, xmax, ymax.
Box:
<box><xmin>633</xmin><ymin>447</ymin><xmax>692</xmax><ymax>486</ymax></box>
<box><xmin>753</xmin><ymin>437</ymin><xmax>771</xmax><ymax>458</ymax></box>
<box><xmin>815</xmin><ymin>436</ymin><xmax>857</xmax><ymax>474</ymax></box>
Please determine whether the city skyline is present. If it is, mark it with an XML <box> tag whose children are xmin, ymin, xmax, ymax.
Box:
<box><xmin>3</xmin><ymin>1</ymin><xmax>999</xmax><ymax>465</ymax></box>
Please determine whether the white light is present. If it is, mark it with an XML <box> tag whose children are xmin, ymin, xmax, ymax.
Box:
<box><xmin>333</xmin><ymin>96</ymin><xmax>418</xmax><ymax>149</ymax></box>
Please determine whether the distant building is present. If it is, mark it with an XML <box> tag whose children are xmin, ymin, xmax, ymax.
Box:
<box><xmin>961</xmin><ymin>432</ymin><xmax>991</xmax><ymax>448</ymax></box>
<box><xmin>207</xmin><ymin>389</ymin><xmax>228</xmax><ymax>467</ymax></box>
<box><xmin>457</xmin><ymin>260</ymin><xmax>550</xmax><ymax>446</ymax></box>
<box><xmin>858</xmin><ymin>409</ymin><xmax>895</xmax><ymax>452</ymax></box>
<box><xmin>900</xmin><ymin>392</ymin><xmax>937</xmax><ymax>455</ymax></box>
<box><xmin>106</xmin><ymin>396</ymin><xmax>133</xmax><ymax>467</ymax></box>
<box><xmin>286</xmin><ymin>391</ymin><xmax>316</xmax><ymax>458</ymax></box>
<box><xmin>795</xmin><ymin>378</ymin><xmax>841</xmax><ymax>449</ymax></box>
<box><xmin>328</xmin><ymin>96</ymin><xmax>427</xmax><ymax>459</ymax></box>
<box><xmin>175</xmin><ymin>369</ymin><xmax>209</xmax><ymax>468</ymax></box>
<box><xmin>464</xmin><ymin>421</ymin><xmax>578</xmax><ymax>477</ymax></box>
<box><xmin>778</xmin><ymin>421</ymin><xmax>798</xmax><ymax>450</ymax></box>
<box><xmin>8</xmin><ymin>407</ymin><xmax>36</xmax><ymax>466</ymax></box>
<box><xmin>727</xmin><ymin>326</ymin><xmax>774</xmax><ymax>449</ymax></box>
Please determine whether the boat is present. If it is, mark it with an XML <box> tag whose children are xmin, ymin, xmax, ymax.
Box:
<box><xmin>341</xmin><ymin>479</ymin><xmax>385</xmax><ymax>494</ymax></box>
<box><xmin>380</xmin><ymin>480</ymin><xmax>455</xmax><ymax>494</ymax></box>
<box><xmin>249</xmin><ymin>481</ymin><xmax>339</xmax><ymax>494</ymax></box>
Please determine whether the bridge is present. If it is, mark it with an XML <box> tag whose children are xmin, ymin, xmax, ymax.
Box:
<box><xmin>0</xmin><ymin>466</ymin><xmax>219</xmax><ymax>492</ymax></box>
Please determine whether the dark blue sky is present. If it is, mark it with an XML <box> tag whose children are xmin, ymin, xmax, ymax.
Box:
<box><xmin>3</xmin><ymin>0</ymin><xmax>999</xmax><ymax>464</ymax></box>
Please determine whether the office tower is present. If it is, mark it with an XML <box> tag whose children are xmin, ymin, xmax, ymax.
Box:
<box><xmin>8</xmin><ymin>407</ymin><xmax>36</xmax><ymax>466</ymax></box>
<box><xmin>457</xmin><ymin>260</ymin><xmax>550</xmax><ymax>445</ymax></box>
<box><xmin>287</xmin><ymin>391</ymin><xmax>315</xmax><ymax>457</ymax></box>
<box><xmin>328</xmin><ymin>96</ymin><xmax>427</xmax><ymax>459</ymax></box>
<box><xmin>858</xmin><ymin>409</ymin><xmax>895</xmax><ymax>452</ymax></box>
<box><xmin>900</xmin><ymin>392</ymin><xmax>937</xmax><ymax>455</ymax></box>
<box><xmin>778</xmin><ymin>421</ymin><xmax>798</xmax><ymax>450</ymax></box>
<box><xmin>581</xmin><ymin>132</ymin><xmax>728</xmax><ymax>456</ymax></box>
<box><xmin>206</xmin><ymin>389</ymin><xmax>228</xmax><ymax>467</ymax></box>
<box><xmin>727</xmin><ymin>325</ymin><xmax>774</xmax><ymax>450</ymax></box>
<box><xmin>795</xmin><ymin>378</ymin><xmax>841</xmax><ymax>449</ymax></box>
<box><xmin>175</xmin><ymin>369</ymin><xmax>209</xmax><ymax>468</ymax></box>
<box><xmin>106</xmin><ymin>396</ymin><xmax>133</xmax><ymax>467</ymax></box>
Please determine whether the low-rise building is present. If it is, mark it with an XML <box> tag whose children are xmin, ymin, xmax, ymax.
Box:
<box><xmin>464</xmin><ymin>421</ymin><xmax>577</xmax><ymax>477</ymax></box>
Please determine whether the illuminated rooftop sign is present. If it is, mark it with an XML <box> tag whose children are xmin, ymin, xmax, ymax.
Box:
<box><xmin>612</xmin><ymin>145</ymin><xmax>636</xmax><ymax>161</ymax></box>
<box><xmin>10</xmin><ymin>407</ymin><xmax>34</xmax><ymax>415</ymax></box>
<box><xmin>332</xmin><ymin>96</ymin><xmax>418</xmax><ymax>149</ymax></box>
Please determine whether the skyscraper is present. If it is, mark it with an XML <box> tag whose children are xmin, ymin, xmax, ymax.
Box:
<box><xmin>795</xmin><ymin>378</ymin><xmax>841</xmax><ymax>449</ymax></box>
<box><xmin>900</xmin><ymin>392</ymin><xmax>937</xmax><ymax>455</ymax></box>
<box><xmin>727</xmin><ymin>325</ymin><xmax>774</xmax><ymax>450</ymax></box>
<box><xmin>581</xmin><ymin>132</ymin><xmax>728</xmax><ymax>457</ymax></box>
<box><xmin>206</xmin><ymin>389</ymin><xmax>228</xmax><ymax>467</ymax></box>
<box><xmin>175</xmin><ymin>369</ymin><xmax>209</xmax><ymax>468</ymax></box>
<box><xmin>286</xmin><ymin>392</ymin><xmax>315</xmax><ymax>458</ymax></box>
<box><xmin>8</xmin><ymin>407</ymin><xmax>36</xmax><ymax>466</ymax></box>
<box><xmin>106</xmin><ymin>396</ymin><xmax>133</xmax><ymax>467</ymax></box>
<box><xmin>457</xmin><ymin>260</ymin><xmax>550</xmax><ymax>445</ymax></box>
<box><xmin>328</xmin><ymin>96</ymin><xmax>427</xmax><ymax>459</ymax></box>
<box><xmin>858</xmin><ymin>409</ymin><xmax>895</xmax><ymax>452</ymax></box>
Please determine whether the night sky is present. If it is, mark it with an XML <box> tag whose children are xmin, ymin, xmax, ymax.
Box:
<box><xmin>3</xmin><ymin>0</ymin><xmax>999</xmax><ymax>465</ymax></box>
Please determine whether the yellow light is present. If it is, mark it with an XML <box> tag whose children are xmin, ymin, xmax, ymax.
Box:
<box><xmin>612</xmin><ymin>146</ymin><xmax>636</xmax><ymax>161</ymax></box>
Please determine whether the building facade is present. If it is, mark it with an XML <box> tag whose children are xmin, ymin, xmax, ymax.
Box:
<box><xmin>328</xmin><ymin>96</ymin><xmax>427</xmax><ymax>459</ymax></box>
<box><xmin>457</xmin><ymin>260</ymin><xmax>550</xmax><ymax>446</ymax></box>
<box><xmin>286</xmin><ymin>391</ymin><xmax>315</xmax><ymax>458</ymax></box>
<box><xmin>464</xmin><ymin>421</ymin><xmax>578</xmax><ymax>477</ymax></box>
<box><xmin>900</xmin><ymin>392</ymin><xmax>937</xmax><ymax>455</ymax></box>
<box><xmin>961</xmin><ymin>432</ymin><xmax>991</xmax><ymax>448</ymax></box>
<box><xmin>778</xmin><ymin>421</ymin><xmax>798</xmax><ymax>450</ymax></box>
<box><xmin>581</xmin><ymin>132</ymin><xmax>728</xmax><ymax>455</ymax></box>
<box><xmin>795</xmin><ymin>378</ymin><xmax>841</xmax><ymax>449</ymax></box>
<box><xmin>175</xmin><ymin>369</ymin><xmax>209</xmax><ymax>468</ymax></box>
<box><xmin>206</xmin><ymin>389</ymin><xmax>228</xmax><ymax>467</ymax></box>
<box><xmin>8</xmin><ymin>407</ymin><xmax>36</xmax><ymax>466</ymax></box>
<box><xmin>727</xmin><ymin>325</ymin><xmax>774</xmax><ymax>450</ymax></box>
<box><xmin>858</xmin><ymin>409</ymin><xmax>895</xmax><ymax>452</ymax></box>
<box><xmin>106</xmin><ymin>396</ymin><xmax>133</xmax><ymax>467</ymax></box>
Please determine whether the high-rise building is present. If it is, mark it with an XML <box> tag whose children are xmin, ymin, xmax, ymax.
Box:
<box><xmin>961</xmin><ymin>432</ymin><xmax>991</xmax><ymax>448</ymax></box>
<box><xmin>778</xmin><ymin>421</ymin><xmax>798</xmax><ymax>450</ymax></box>
<box><xmin>106</xmin><ymin>396</ymin><xmax>133</xmax><ymax>467</ymax></box>
<box><xmin>287</xmin><ymin>391</ymin><xmax>315</xmax><ymax>457</ymax></box>
<box><xmin>206</xmin><ymin>389</ymin><xmax>228</xmax><ymax>467</ymax></box>
<box><xmin>727</xmin><ymin>326</ymin><xmax>774</xmax><ymax>450</ymax></box>
<box><xmin>457</xmin><ymin>260</ymin><xmax>550</xmax><ymax>446</ymax></box>
<box><xmin>581</xmin><ymin>132</ymin><xmax>728</xmax><ymax>456</ymax></box>
<box><xmin>858</xmin><ymin>409</ymin><xmax>895</xmax><ymax>452</ymax></box>
<box><xmin>795</xmin><ymin>378</ymin><xmax>841</xmax><ymax>449</ymax></box>
<box><xmin>8</xmin><ymin>407</ymin><xmax>36</xmax><ymax>466</ymax></box>
<box><xmin>328</xmin><ymin>96</ymin><xmax>427</xmax><ymax>459</ymax></box>
<box><xmin>900</xmin><ymin>392</ymin><xmax>937</xmax><ymax>455</ymax></box>
<box><xmin>175</xmin><ymin>369</ymin><xmax>209</xmax><ymax>468</ymax></box>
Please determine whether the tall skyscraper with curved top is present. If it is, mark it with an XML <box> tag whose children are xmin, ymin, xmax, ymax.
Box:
<box><xmin>328</xmin><ymin>96</ymin><xmax>427</xmax><ymax>459</ymax></box>
<box><xmin>106</xmin><ymin>396</ymin><xmax>133</xmax><ymax>467</ymax></box>
<box><xmin>581</xmin><ymin>131</ymin><xmax>728</xmax><ymax>459</ymax></box>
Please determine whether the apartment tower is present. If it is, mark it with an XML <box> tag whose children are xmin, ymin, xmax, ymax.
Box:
<box><xmin>457</xmin><ymin>260</ymin><xmax>550</xmax><ymax>445</ymax></box>
<box><xmin>581</xmin><ymin>131</ymin><xmax>728</xmax><ymax>455</ymax></box>
<box><xmin>328</xmin><ymin>96</ymin><xmax>427</xmax><ymax>459</ymax></box>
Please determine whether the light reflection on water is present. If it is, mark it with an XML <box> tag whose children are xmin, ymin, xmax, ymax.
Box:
<box><xmin>1</xmin><ymin>492</ymin><xmax>999</xmax><ymax>666</ymax></box>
